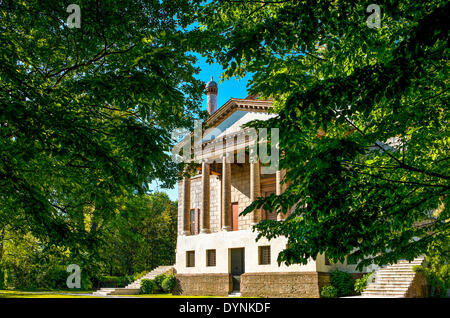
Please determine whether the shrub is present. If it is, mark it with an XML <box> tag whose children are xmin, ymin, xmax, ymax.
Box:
<box><xmin>123</xmin><ymin>275</ymin><xmax>134</xmax><ymax>286</ymax></box>
<box><xmin>140</xmin><ymin>279</ymin><xmax>158</xmax><ymax>294</ymax></box>
<box><xmin>354</xmin><ymin>272</ymin><xmax>374</xmax><ymax>294</ymax></box>
<box><xmin>414</xmin><ymin>262</ymin><xmax>449</xmax><ymax>298</ymax></box>
<box><xmin>133</xmin><ymin>271</ymin><xmax>148</xmax><ymax>282</ymax></box>
<box><xmin>96</xmin><ymin>276</ymin><xmax>130</xmax><ymax>288</ymax></box>
<box><xmin>0</xmin><ymin>269</ymin><xmax>4</xmax><ymax>290</ymax></box>
<box><xmin>330</xmin><ymin>270</ymin><xmax>354</xmax><ymax>297</ymax></box>
<box><xmin>321</xmin><ymin>285</ymin><xmax>338</xmax><ymax>298</ymax></box>
<box><xmin>154</xmin><ymin>274</ymin><xmax>167</xmax><ymax>291</ymax></box>
<box><xmin>81</xmin><ymin>275</ymin><xmax>93</xmax><ymax>290</ymax></box>
<box><xmin>35</xmin><ymin>265</ymin><xmax>67</xmax><ymax>290</ymax></box>
<box><xmin>161</xmin><ymin>275</ymin><xmax>176</xmax><ymax>293</ymax></box>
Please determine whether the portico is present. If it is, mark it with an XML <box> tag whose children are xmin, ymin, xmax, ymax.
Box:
<box><xmin>174</xmin><ymin>79</ymin><xmax>367</xmax><ymax>298</ymax></box>
<box><xmin>180</xmin><ymin>159</ymin><xmax>285</xmax><ymax>236</ymax></box>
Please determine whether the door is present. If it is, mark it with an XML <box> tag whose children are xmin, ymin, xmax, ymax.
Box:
<box><xmin>263</xmin><ymin>191</ymin><xmax>277</xmax><ymax>220</ymax></box>
<box><xmin>230</xmin><ymin>248</ymin><xmax>245</xmax><ymax>291</ymax></box>
<box><xmin>231</xmin><ymin>202</ymin><xmax>239</xmax><ymax>231</ymax></box>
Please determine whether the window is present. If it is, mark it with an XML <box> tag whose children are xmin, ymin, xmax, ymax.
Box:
<box><xmin>206</xmin><ymin>249</ymin><xmax>216</xmax><ymax>267</ymax></box>
<box><xmin>190</xmin><ymin>209</ymin><xmax>199</xmax><ymax>235</ymax></box>
<box><xmin>186</xmin><ymin>251</ymin><xmax>195</xmax><ymax>267</ymax></box>
<box><xmin>190</xmin><ymin>209</ymin><xmax>195</xmax><ymax>235</ymax></box>
<box><xmin>258</xmin><ymin>246</ymin><xmax>271</xmax><ymax>265</ymax></box>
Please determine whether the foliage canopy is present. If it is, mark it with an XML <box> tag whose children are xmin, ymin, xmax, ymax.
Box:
<box><xmin>0</xmin><ymin>0</ymin><xmax>204</xmax><ymax>248</ymax></box>
<box><xmin>195</xmin><ymin>0</ymin><xmax>449</xmax><ymax>268</ymax></box>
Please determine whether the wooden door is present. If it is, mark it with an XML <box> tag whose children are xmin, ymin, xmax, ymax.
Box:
<box><xmin>263</xmin><ymin>191</ymin><xmax>277</xmax><ymax>220</ymax></box>
<box><xmin>231</xmin><ymin>202</ymin><xmax>239</xmax><ymax>231</ymax></box>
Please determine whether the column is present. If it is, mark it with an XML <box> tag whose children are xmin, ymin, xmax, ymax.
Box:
<box><xmin>201</xmin><ymin>162</ymin><xmax>210</xmax><ymax>233</ymax></box>
<box><xmin>182</xmin><ymin>176</ymin><xmax>191</xmax><ymax>235</ymax></box>
<box><xmin>221</xmin><ymin>156</ymin><xmax>231</xmax><ymax>231</ymax></box>
<box><xmin>250</xmin><ymin>159</ymin><xmax>261</xmax><ymax>225</ymax></box>
<box><xmin>276</xmin><ymin>170</ymin><xmax>283</xmax><ymax>221</ymax></box>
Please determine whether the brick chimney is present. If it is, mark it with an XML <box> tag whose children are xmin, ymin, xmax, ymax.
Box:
<box><xmin>205</xmin><ymin>77</ymin><xmax>218</xmax><ymax>115</ymax></box>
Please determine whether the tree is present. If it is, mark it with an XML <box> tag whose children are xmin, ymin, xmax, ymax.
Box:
<box><xmin>99</xmin><ymin>192</ymin><xmax>177</xmax><ymax>276</ymax></box>
<box><xmin>100</xmin><ymin>192</ymin><xmax>178</xmax><ymax>275</ymax></box>
<box><xmin>196</xmin><ymin>1</ymin><xmax>449</xmax><ymax>268</ymax></box>
<box><xmin>0</xmin><ymin>0</ymin><xmax>205</xmax><ymax>249</ymax></box>
<box><xmin>0</xmin><ymin>192</ymin><xmax>178</xmax><ymax>289</ymax></box>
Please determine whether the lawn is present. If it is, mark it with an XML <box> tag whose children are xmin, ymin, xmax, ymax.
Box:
<box><xmin>115</xmin><ymin>294</ymin><xmax>221</xmax><ymax>298</ymax></box>
<box><xmin>0</xmin><ymin>290</ymin><xmax>223</xmax><ymax>298</ymax></box>
<box><xmin>0</xmin><ymin>290</ymin><xmax>101</xmax><ymax>298</ymax></box>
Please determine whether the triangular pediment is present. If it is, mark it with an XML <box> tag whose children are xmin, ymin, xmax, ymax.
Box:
<box><xmin>202</xmin><ymin>98</ymin><xmax>275</xmax><ymax>143</ymax></box>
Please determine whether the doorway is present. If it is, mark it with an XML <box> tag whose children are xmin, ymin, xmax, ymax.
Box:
<box><xmin>230</xmin><ymin>248</ymin><xmax>245</xmax><ymax>292</ymax></box>
<box><xmin>231</xmin><ymin>202</ymin><xmax>239</xmax><ymax>231</ymax></box>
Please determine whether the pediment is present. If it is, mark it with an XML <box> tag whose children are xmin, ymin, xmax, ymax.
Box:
<box><xmin>202</xmin><ymin>98</ymin><xmax>275</xmax><ymax>143</ymax></box>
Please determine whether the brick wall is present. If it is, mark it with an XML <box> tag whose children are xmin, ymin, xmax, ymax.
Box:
<box><xmin>240</xmin><ymin>272</ymin><xmax>326</xmax><ymax>298</ymax></box>
<box><xmin>175</xmin><ymin>273</ymin><xmax>232</xmax><ymax>296</ymax></box>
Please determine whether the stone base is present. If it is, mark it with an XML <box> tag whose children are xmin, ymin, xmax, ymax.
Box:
<box><xmin>406</xmin><ymin>271</ymin><xmax>429</xmax><ymax>298</ymax></box>
<box><xmin>241</xmin><ymin>272</ymin><xmax>331</xmax><ymax>298</ymax></box>
<box><xmin>175</xmin><ymin>273</ymin><xmax>232</xmax><ymax>296</ymax></box>
<box><xmin>175</xmin><ymin>272</ymin><xmax>365</xmax><ymax>297</ymax></box>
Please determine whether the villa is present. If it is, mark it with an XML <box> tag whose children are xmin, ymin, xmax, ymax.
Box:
<box><xmin>173</xmin><ymin>79</ymin><xmax>376</xmax><ymax>297</ymax></box>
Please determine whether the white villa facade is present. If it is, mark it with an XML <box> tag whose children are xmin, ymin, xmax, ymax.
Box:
<box><xmin>173</xmin><ymin>79</ymin><xmax>375</xmax><ymax>297</ymax></box>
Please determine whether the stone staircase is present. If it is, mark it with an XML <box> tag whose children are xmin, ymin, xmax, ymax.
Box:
<box><xmin>228</xmin><ymin>291</ymin><xmax>242</xmax><ymax>297</ymax></box>
<box><xmin>92</xmin><ymin>265</ymin><xmax>174</xmax><ymax>296</ymax></box>
<box><xmin>125</xmin><ymin>265</ymin><xmax>174</xmax><ymax>289</ymax></box>
<box><xmin>92</xmin><ymin>287</ymin><xmax>141</xmax><ymax>296</ymax></box>
<box><xmin>361</xmin><ymin>256</ymin><xmax>425</xmax><ymax>297</ymax></box>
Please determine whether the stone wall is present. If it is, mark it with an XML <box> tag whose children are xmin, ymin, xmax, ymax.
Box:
<box><xmin>177</xmin><ymin>175</ymin><xmax>221</xmax><ymax>235</ymax></box>
<box><xmin>406</xmin><ymin>271</ymin><xmax>429</xmax><ymax>298</ymax></box>
<box><xmin>240</xmin><ymin>272</ymin><xmax>328</xmax><ymax>298</ymax></box>
<box><xmin>175</xmin><ymin>273</ymin><xmax>232</xmax><ymax>296</ymax></box>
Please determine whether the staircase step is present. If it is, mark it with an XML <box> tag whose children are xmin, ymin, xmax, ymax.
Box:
<box><xmin>375</xmin><ymin>275</ymin><xmax>415</xmax><ymax>279</ymax></box>
<box><xmin>376</xmin><ymin>275</ymin><xmax>416</xmax><ymax>278</ymax></box>
<box><xmin>376</xmin><ymin>272</ymin><xmax>416</xmax><ymax>276</ymax></box>
<box><xmin>365</xmin><ymin>287</ymin><xmax>409</xmax><ymax>291</ymax></box>
<box><xmin>123</xmin><ymin>265</ymin><xmax>174</xmax><ymax>289</ymax></box>
<box><xmin>362</xmin><ymin>292</ymin><xmax>405</xmax><ymax>297</ymax></box>
<box><xmin>363</xmin><ymin>290</ymin><xmax>407</xmax><ymax>294</ymax></box>
<box><xmin>360</xmin><ymin>256</ymin><xmax>424</xmax><ymax>298</ymax></box>
<box><xmin>370</xmin><ymin>282</ymin><xmax>411</xmax><ymax>286</ymax></box>
<box><xmin>380</xmin><ymin>267</ymin><xmax>419</xmax><ymax>270</ymax></box>
<box><xmin>378</xmin><ymin>268</ymin><xmax>419</xmax><ymax>271</ymax></box>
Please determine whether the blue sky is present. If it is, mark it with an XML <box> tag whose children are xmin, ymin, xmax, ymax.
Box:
<box><xmin>148</xmin><ymin>54</ymin><xmax>252</xmax><ymax>201</ymax></box>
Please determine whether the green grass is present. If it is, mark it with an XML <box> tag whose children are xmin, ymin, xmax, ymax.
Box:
<box><xmin>0</xmin><ymin>290</ymin><xmax>101</xmax><ymax>298</ymax></box>
<box><xmin>117</xmin><ymin>293</ymin><xmax>221</xmax><ymax>298</ymax></box>
<box><xmin>0</xmin><ymin>290</ymin><xmax>225</xmax><ymax>298</ymax></box>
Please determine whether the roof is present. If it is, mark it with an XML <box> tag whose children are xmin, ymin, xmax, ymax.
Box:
<box><xmin>173</xmin><ymin>97</ymin><xmax>275</xmax><ymax>160</ymax></box>
<box><xmin>205</xmin><ymin>97</ymin><xmax>273</xmax><ymax>129</ymax></box>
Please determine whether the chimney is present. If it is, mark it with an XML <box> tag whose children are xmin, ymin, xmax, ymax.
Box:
<box><xmin>205</xmin><ymin>77</ymin><xmax>218</xmax><ymax>115</ymax></box>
